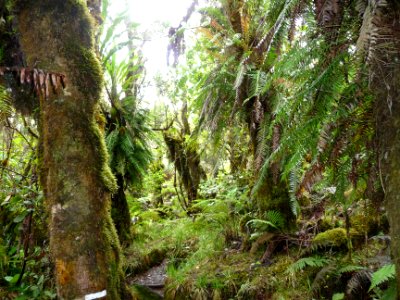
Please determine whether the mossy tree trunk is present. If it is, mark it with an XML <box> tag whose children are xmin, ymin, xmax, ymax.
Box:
<box><xmin>16</xmin><ymin>1</ymin><xmax>132</xmax><ymax>299</ymax></box>
<box><xmin>363</xmin><ymin>1</ymin><xmax>400</xmax><ymax>295</ymax></box>
<box><xmin>163</xmin><ymin>102</ymin><xmax>205</xmax><ymax>209</ymax></box>
<box><xmin>163</xmin><ymin>132</ymin><xmax>200</xmax><ymax>205</ymax></box>
<box><xmin>111</xmin><ymin>174</ymin><xmax>132</xmax><ymax>246</ymax></box>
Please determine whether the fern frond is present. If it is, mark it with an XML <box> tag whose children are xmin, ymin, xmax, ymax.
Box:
<box><xmin>286</xmin><ymin>256</ymin><xmax>329</xmax><ymax>274</ymax></box>
<box><xmin>288</xmin><ymin>164</ymin><xmax>301</xmax><ymax>216</ymax></box>
<box><xmin>246</xmin><ymin>210</ymin><xmax>285</xmax><ymax>231</ymax></box>
<box><xmin>255</xmin><ymin>0</ymin><xmax>298</xmax><ymax>55</ymax></box>
<box><xmin>247</xmin><ymin>219</ymin><xmax>279</xmax><ymax>231</ymax></box>
<box><xmin>265</xmin><ymin>210</ymin><xmax>285</xmax><ymax>229</ymax></box>
<box><xmin>0</xmin><ymin>87</ymin><xmax>12</xmax><ymax>125</ymax></box>
<box><xmin>337</xmin><ymin>265</ymin><xmax>366</xmax><ymax>274</ymax></box>
<box><xmin>369</xmin><ymin>264</ymin><xmax>396</xmax><ymax>292</ymax></box>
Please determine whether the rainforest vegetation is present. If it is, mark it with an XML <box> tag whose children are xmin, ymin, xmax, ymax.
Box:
<box><xmin>0</xmin><ymin>0</ymin><xmax>399</xmax><ymax>299</ymax></box>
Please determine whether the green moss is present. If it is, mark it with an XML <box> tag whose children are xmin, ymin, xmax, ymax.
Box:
<box><xmin>90</xmin><ymin>120</ymin><xmax>118</xmax><ymax>192</ymax></box>
<box><xmin>131</xmin><ymin>285</ymin><xmax>162</xmax><ymax>300</ymax></box>
<box><xmin>63</xmin><ymin>44</ymin><xmax>103</xmax><ymax>100</ymax></box>
<box><xmin>350</xmin><ymin>213</ymin><xmax>377</xmax><ymax>237</ymax></box>
<box><xmin>313</xmin><ymin>228</ymin><xmax>348</xmax><ymax>248</ymax></box>
<box><xmin>140</xmin><ymin>210</ymin><xmax>162</xmax><ymax>223</ymax></box>
<box><xmin>319</xmin><ymin>216</ymin><xmax>339</xmax><ymax>232</ymax></box>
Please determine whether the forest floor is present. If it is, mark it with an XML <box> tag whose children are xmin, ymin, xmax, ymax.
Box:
<box><xmin>130</xmin><ymin>259</ymin><xmax>167</xmax><ymax>297</ymax></box>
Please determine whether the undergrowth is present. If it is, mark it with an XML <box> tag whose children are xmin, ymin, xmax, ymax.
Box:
<box><xmin>126</xmin><ymin>172</ymin><xmax>392</xmax><ymax>300</ymax></box>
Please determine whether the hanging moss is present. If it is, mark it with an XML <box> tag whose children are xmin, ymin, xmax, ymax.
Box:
<box><xmin>89</xmin><ymin>119</ymin><xmax>118</xmax><ymax>192</ymax></box>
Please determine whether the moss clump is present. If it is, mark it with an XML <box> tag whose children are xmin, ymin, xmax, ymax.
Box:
<box><xmin>350</xmin><ymin>213</ymin><xmax>379</xmax><ymax>237</ymax></box>
<box><xmin>318</xmin><ymin>216</ymin><xmax>340</xmax><ymax>232</ymax></box>
<box><xmin>89</xmin><ymin>119</ymin><xmax>118</xmax><ymax>192</ymax></box>
<box><xmin>313</xmin><ymin>228</ymin><xmax>348</xmax><ymax>248</ymax></box>
<box><xmin>63</xmin><ymin>43</ymin><xmax>103</xmax><ymax>101</ymax></box>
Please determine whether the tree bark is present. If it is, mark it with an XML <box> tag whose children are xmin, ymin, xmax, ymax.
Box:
<box><xmin>16</xmin><ymin>1</ymin><xmax>132</xmax><ymax>299</ymax></box>
<box><xmin>111</xmin><ymin>174</ymin><xmax>132</xmax><ymax>246</ymax></box>
<box><xmin>362</xmin><ymin>1</ymin><xmax>400</xmax><ymax>295</ymax></box>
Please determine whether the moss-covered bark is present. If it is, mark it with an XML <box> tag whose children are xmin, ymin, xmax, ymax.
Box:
<box><xmin>163</xmin><ymin>132</ymin><xmax>202</xmax><ymax>205</ymax></box>
<box><xmin>15</xmin><ymin>1</ymin><xmax>132</xmax><ymax>298</ymax></box>
<box><xmin>365</xmin><ymin>2</ymin><xmax>400</xmax><ymax>296</ymax></box>
<box><xmin>111</xmin><ymin>174</ymin><xmax>132</xmax><ymax>246</ymax></box>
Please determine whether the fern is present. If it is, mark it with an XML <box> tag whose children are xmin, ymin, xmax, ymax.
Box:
<box><xmin>337</xmin><ymin>265</ymin><xmax>366</xmax><ymax>274</ymax></box>
<box><xmin>265</xmin><ymin>210</ymin><xmax>285</xmax><ymax>229</ymax></box>
<box><xmin>246</xmin><ymin>210</ymin><xmax>285</xmax><ymax>232</ymax></box>
<box><xmin>369</xmin><ymin>264</ymin><xmax>396</xmax><ymax>292</ymax></box>
<box><xmin>0</xmin><ymin>86</ymin><xmax>12</xmax><ymax>125</ymax></box>
<box><xmin>288</xmin><ymin>164</ymin><xmax>301</xmax><ymax>216</ymax></box>
<box><xmin>286</xmin><ymin>256</ymin><xmax>330</xmax><ymax>274</ymax></box>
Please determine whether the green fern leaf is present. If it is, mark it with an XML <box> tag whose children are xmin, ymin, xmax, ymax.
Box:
<box><xmin>286</xmin><ymin>256</ymin><xmax>330</xmax><ymax>274</ymax></box>
<box><xmin>337</xmin><ymin>265</ymin><xmax>366</xmax><ymax>274</ymax></box>
<box><xmin>369</xmin><ymin>264</ymin><xmax>396</xmax><ymax>292</ymax></box>
<box><xmin>265</xmin><ymin>210</ymin><xmax>285</xmax><ymax>229</ymax></box>
<box><xmin>247</xmin><ymin>219</ymin><xmax>279</xmax><ymax>231</ymax></box>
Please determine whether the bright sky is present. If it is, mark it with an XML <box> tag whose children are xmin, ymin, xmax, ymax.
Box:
<box><xmin>110</xmin><ymin>0</ymin><xmax>200</xmax><ymax>106</ymax></box>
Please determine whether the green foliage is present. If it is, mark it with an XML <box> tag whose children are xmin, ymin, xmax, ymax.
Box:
<box><xmin>100</xmin><ymin>4</ymin><xmax>153</xmax><ymax>187</ymax></box>
<box><xmin>246</xmin><ymin>210</ymin><xmax>285</xmax><ymax>233</ymax></box>
<box><xmin>0</xmin><ymin>0</ymin><xmax>397</xmax><ymax>299</ymax></box>
<box><xmin>105</xmin><ymin>109</ymin><xmax>153</xmax><ymax>185</ymax></box>
<box><xmin>369</xmin><ymin>264</ymin><xmax>396</xmax><ymax>292</ymax></box>
<box><xmin>286</xmin><ymin>256</ymin><xmax>330</xmax><ymax>274</ymax></box>
<box><xmin>332</xmin><ymin>293</ymin><xmax>344</xmax><ymax>300</ymax></box>
<box><xmin>0</xmin><ymin>86</ymin><xmax>12</xmax><ymax>124</ymax></box>
<box><xmin>0</xmin><ymin>150</ymin><xmax>55</xmax><ymax>298</ymax></box>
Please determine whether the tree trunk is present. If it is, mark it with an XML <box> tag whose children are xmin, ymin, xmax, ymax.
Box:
<box><xmin>163</xmin><ymin>133</ymin><xmax>199</xmax><ymax>203</ymax></box>
<box><xmin>163</xmin><ymin>103</ymin><xmax>205</xmax><ymax>208</ymax></box>
<box><xmin>16</xmin><ymin>1</ymin><xmax>132</xmax><ymax>299</ymax></box>
<box><xmin>362</xmin><ymin>1</ymin><xmax>400</xmax><ymax>295</ymax></box>
<box><xmin>111</xmin><ymin>174</ymin><xmax>132</xmax><ymax>246</ymax></box>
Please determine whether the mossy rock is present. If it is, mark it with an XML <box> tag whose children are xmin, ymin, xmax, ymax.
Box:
<box><xmin>126</xmin><ymin>248</ymin><xmax>167</xmax><ymax>275</ymax></box>
<box><xmin>318</xmin><ymin>216</ymin><xmax>339</xmax><ymax>232</ymax></box>
<box><xmin>313</xmin><ymin>228</ymin><xmax>347</xmax><ymax>248</ymax></box>
<box><xmin>350</xmin><ymin>213</ymin><xmax>380</xmax><ymax>237</ymax></box>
